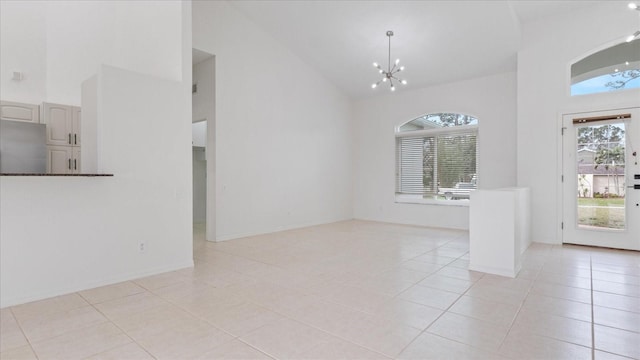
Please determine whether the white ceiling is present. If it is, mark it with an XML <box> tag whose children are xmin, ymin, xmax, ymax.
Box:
<box><xmin>228</xmin><ymin>0</ymin><xmax>612</xmax><ymax>100</ymax></box>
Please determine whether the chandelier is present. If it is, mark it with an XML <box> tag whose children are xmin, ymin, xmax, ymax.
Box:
<box><xmin>371</xmin><ymin>30</ymin><xmax>407</xmax><ymax>91</ymax></box>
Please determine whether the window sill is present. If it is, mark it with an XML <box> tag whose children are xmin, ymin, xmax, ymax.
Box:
<box><xmin>395</xmin><ymin>195</ymin><xmax>470</xmax><ymax>207</ymax></box>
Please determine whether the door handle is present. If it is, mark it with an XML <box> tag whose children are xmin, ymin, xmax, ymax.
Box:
<box><xmin>74</xmin><ymin>134</ymin><xmax>77</xmax><ymax>145</ymax></box>
<box><xmin>68</xmin><ymin>133</ymin><xmax>72</xmax><ymax>144</ymax></box>
<box><xmin>74</xmin><ymin>159</ymin><xmax>77</xmax><ymax>170</ymax></box>
<box><xmin>68</xmin><ymin>159</ymin><xmax>71</xmax><ymax>170</ymax></box>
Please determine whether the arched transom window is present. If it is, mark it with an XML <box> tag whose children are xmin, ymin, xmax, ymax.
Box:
<box><xmin>571</xmin><ymin>39</ymin><xmax>640</xmax><ymax>96</ymax></box>
<box><xmin>396</xmin><ymin>113</ymin><xmax>478</xmax><ymax>203</ymax></box>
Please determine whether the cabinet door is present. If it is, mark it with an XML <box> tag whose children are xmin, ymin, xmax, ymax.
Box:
<box><xmin>72</xmin><ymin>106</ymin><xmax>81</xmax><ymax>146</ymax></box>
<box><xmin>0</xmin><ymin>101</ymin><xmax>40</xmax><ymax>123</ymax></box>
<box><xmin>43</xmin><ymin>103</ymin><xmax>72</xmax><ymax>146</ymax></box>
<box><xmin>72</xmin><ymin>147</ymin><xmax>81</xmax><ymax>174</ymax></box>
<box><xmin>47</xmin><ymin>145</ymin><xmax>72</xmax><ymax>174</ymax></box>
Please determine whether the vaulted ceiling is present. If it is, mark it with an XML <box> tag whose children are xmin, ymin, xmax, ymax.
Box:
<box><xmin>228</xmin><ymin>1</ymin><xmax>615</xmax><ymax>100</ymax></box>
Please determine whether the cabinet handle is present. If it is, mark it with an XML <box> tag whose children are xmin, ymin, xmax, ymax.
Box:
<box><xmin>74</xmin><ymin>134</ymin><xmax>77</xmax><ymax>145</ymax></box>
<box><xmin>68</xmin><ymin>159</ymin><xmax>71</xmax><ymax>170</ymax></box>
<box><xmin>74</xmin><ymin>159</ymin><xmax>77</xmax><ymax>170</ymax></box>
<box><xmin>68</xmin><ymin>133</ymin><xmax>72</xmax><ymax>144</ymax></box>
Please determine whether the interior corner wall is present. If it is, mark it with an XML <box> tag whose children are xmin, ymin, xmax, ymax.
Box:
<box><xmin>192</xmin><ymin>1</ymin><xmax>353</xmax><ymax>241</ymax></box>
<box><xmin>353</xmin><ymin>72</ymin><xmax>518</xmax><ymax>230</ymax></box>
<box><xmin>0</xmin><ymin>2</ymin><xmax>192</xmax><ymax>308</ymax></box>
<box><xmin>0</xmin><ymin>0</ymin><xmax>183</xmax><ymax>106</ymax></box>
<box><xmin>0</xmin><ymin>1</ymin><xmax>47</xmax><ymax>104</ymax></box>
<box><xmin>516</xmin><ymin>1</ymin><xmax>640</xmax><ymax>244</ymax></box>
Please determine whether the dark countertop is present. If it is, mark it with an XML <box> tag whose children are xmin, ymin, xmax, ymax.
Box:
<box><xmin>1</xmin><ymin>173</ymin><xmax>114</xmax><ymax>177</ymax></box>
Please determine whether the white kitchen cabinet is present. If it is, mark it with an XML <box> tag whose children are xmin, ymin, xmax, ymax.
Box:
<box><xmin>47</xmin><ymin>145</ymin><xmax>71</xmax><ymax>174</ymax></box>
<box><xmin>72</xmin><ymin>147</ymin><xmax>81</xmax><ymax>173</ymax></box>
<box><xmin>43</xmin><ymin>102</ymin><xmax>82</xmax><ymax>173</ymax></box>
<box><xmin>43</xmin><ymin>102</ymin><xmax>81</xmax><ymax>146</ymax></box>
<box><xmin>72</xmin><ymin>107</ymin><xmax>81</xmax><ymax>146</ymax></box>
<box><xmin>0</xmin><ymin>100</ymin><xmax>40</xmax><ymax>123</ymax></box>
<box><xmin>47</xmin><ymin>145</ymin><xmax>81</xmax><ymax>174</ymax></box>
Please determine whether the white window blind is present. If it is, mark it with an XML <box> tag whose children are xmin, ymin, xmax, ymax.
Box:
<box><xmin>396</xmin><ymin>131</ymin><xmax>477</xmax><ymax>198</ymax></box>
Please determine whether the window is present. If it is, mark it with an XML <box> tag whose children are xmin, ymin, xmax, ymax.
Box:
<box><xmin>571</xmin><ymin>39</ymin><xmax>640</xmax><ymax>96</ymax></box>
<box><xmin>396</xmin><ymin>113</ymin><xmax>478</xmax><ymax>204</ymax></box>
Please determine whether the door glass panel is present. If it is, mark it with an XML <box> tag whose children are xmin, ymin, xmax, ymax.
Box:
<box><xmin>576</xmin><ymin>122</ymin><xmax>626</xmax><ymax>230</ymax></box>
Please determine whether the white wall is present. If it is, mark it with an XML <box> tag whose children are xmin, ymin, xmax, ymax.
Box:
<box><xmin>191</xmin><ymin>57</ymin><xmax>214</xmax><ymax>225</ymax></box>
<box><xmin>193</xmin><ymin>148</ymin><xmax>207</xmax><ymax>223</ymax></box>
<box><xmin>353</xmin><ymin>72</ymin><xmax>517</xmax><ymax>230</ymax></box>
<box><xmin>517</xmin><ymin>1</ymin><xmax>640</xmax><ymax>243</ymax></box>
<box><xmin>192</xmin><ymin>57</ymin><xmax>214</xmax><ymax>123</ymax></box>
<box><xmin>0</xmin><ymin>2</ymin><xmax>192</xmax><ymax>308</ymax></box>
<box><xmin>81</xmin><ymin>75</ymin><xmax>99</xmax><ymax>173</ymax></box>
<box><xmin>192</xmin><ymin>1</ymin><xmax>353</xmax><ymax>241</ymax></box>
<box><xmin>0</xmin><ymin>0</ymin><xmax>182</xmax><ymax>106</ymax></box>
<box><xmin>0</xmin><ymin>1</ymin><xmax>47</xmax><ymax>104</ymax></box>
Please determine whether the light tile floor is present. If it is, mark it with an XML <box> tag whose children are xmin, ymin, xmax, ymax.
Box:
<box><xmin>1</xmin><ymin>220</ymin><xmax>639</xmax><ymax>359</ymax></box>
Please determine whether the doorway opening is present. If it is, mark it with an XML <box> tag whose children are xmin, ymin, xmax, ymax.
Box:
<box><xmin>192</xmin><ymin>48</ymin><xmax>215</xmax><ymax>246</ymax></box>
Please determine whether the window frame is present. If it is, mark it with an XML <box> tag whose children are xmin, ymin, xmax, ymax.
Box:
<box><xmin>395</xmin><ymin>118</ymin><xmax>478</xmax><ymax>207</ymax></box>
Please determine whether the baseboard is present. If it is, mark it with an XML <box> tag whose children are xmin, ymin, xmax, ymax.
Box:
<box><xmin>214</xmin><ymin>216</ymin><xmax>353</xmax><ymax>242</ymax></box>
<box><xmin>1</xmin><ymin>260</ymin><xmax>194</xmax><ymax>308</ymax></box>
<box><xmin>468</xmin><ymin>263</ymin><xmax>521</xmax><ymax>278</ymax></box>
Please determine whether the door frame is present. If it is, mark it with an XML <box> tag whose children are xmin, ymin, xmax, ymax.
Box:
<box><xmin>558</xmin><ymin>103</ymin><xmax>639</xmax><ymax>247</ymax></box>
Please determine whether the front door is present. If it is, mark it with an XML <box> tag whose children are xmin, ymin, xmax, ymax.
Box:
<box><xmin>562</xmin><ymin>107</ymin><xmax>640</xmax><ymax>250</ymax></box>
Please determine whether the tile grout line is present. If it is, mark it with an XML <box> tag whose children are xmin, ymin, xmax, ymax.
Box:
<box><xmin>144</xmin><ymin>270</ymin><xmax>389</xmax><ymax>358</ymax></box>
<box><xmin>394</xmin><ymin>254</ymin><xmax>488</xmax><ymax>358</ymax></box>
<box><xmin>494</xmin><ymin>260</ymin><xmax>542</xmax><ymax>353</ymax></box>
<box><xmin>84</xmin><ymin>295</ymin><xmax>159</xmax><ymax>360</ymax></box>
<box><xmin>7</xmin><ymin>307</ymin><xmax>40</xmax><ymax>360</ymax></box>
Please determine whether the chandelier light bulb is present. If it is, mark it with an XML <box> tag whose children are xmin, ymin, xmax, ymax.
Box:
<box><xmin>401</xmin><ymin>80</ymin><xmax>407</xmax><ymax>85</ymax></box>
<box><xmin>382</xmin><ymin>77</ymin><xmax>387</xmax><ymax>82</ymax></box>
<box><xmin>371</xmin><ymin>83</ymin><xmax>377</xmax><ymax>89</ymax></box>
<box><xmin>390</xmin><ymin>86</ymin><xmax>396</xmax><ymax>91</ymax></box>
<box><xmin>373</xmin><ymin>62</ymin><xmax>378</xmax><ymax>68</ymax></box>
<box><xmin>400</xmin><ymin>66</ymin><xmax>405</xmax><ymax>71</ymax></box>
<box><xmin>395</xmin><ymin>59</ymin><xmax>400</xmax><ymax>65</ymax></box>
<box><xmin>629</xmin><ymin>2</ymin><xmax>638</xmax><ymax>10</ymax></box>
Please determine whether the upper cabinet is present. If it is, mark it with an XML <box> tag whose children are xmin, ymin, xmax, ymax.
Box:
<box><xmin>42</xmin><ymin>102</ymin><xmax>81</xmax><ymax>146</ymax></box>
<box><xmin>0</xmin><ymin>101</ymin><xmax>40</xmax><ymax>123</ymax></box>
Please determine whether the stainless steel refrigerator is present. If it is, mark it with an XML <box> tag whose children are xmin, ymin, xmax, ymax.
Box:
<box><xmin>0</xmin><ymin>120</ymin><xmax>46</xmax><ymax>173</ymax></box>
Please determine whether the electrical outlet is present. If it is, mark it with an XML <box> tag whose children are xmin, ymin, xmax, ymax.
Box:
<box><xmin>139</xmin><ymin>241</ymin><xmax>146</xmax><ymax>253</ymax></box>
